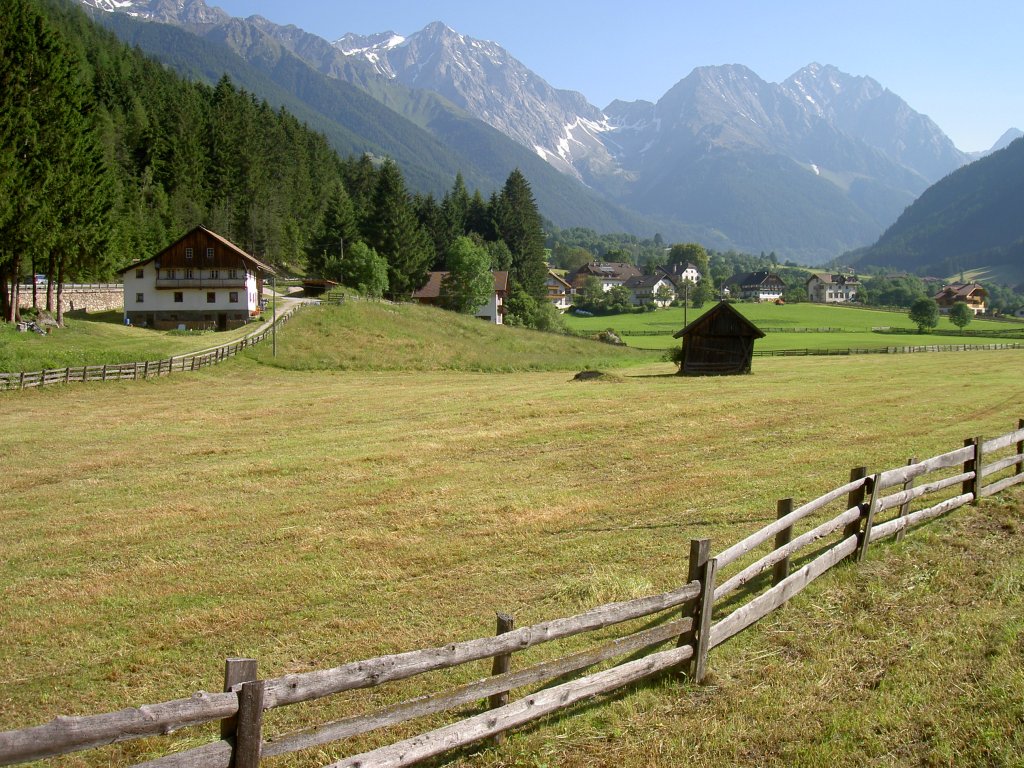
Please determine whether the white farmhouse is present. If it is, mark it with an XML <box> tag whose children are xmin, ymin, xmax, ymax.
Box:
<box><xmin>807</xmin><ymin>273</ymin><xmax>862</xmax><ymax>304</ymax></box>
<box><xmin>120</xmin><ymin>226</ymin><xmax>275</xmax><ymax>330</ymax></box>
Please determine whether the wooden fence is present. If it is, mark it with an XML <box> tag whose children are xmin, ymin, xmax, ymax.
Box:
<box><xmin>1</xmin><ymin>419</ymin><xmax>1022</xmax><ymax>767</ymax></box>
<box><xmin>751</xmin><ymin>342</ymin><xmax>1024</xmax><ymax>356</ymax></box>
<box><xmin>0</xmin><ymin>305</ymin><xmax>301</xmax><ymax>392</ymax></box>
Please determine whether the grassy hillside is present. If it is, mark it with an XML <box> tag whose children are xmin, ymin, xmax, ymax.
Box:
<box><xmin>1</xmin><ymin>350</ymin><xmax>1022</xmax><ymax>765</ymax></box>
<box><xmin>245</xmin><ymin>301</ymin><xmax>657</xmax><ymax>372</ymax></box>
<box><xmin>0</xmin><ymin>310</ymin><xmax>256</xmax><ymax>372</ymax></box>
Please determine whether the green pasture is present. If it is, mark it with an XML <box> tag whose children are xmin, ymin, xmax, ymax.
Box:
<box><xmin>2</xmin><ymin>336</ymin><xmax>1023</xmax><ymax>766</ymax></box>
<box><xmin>565</xmin><ymin>302</ymin><xmax>1023</xmax><ymax>352</ymax></box>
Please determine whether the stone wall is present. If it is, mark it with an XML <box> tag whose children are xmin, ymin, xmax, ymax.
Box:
<box><xmin>16</xmin><ymin>284</ymin><xmax>123</xmax><ymax>315</ymax></box>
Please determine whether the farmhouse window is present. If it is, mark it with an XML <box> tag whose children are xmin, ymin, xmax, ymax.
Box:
<box><xmin>207</xmin><ymin>248</ymin><xmax>214</xmax><ymax>259</ymax></box>
<box><xmin>135</xmin><ymin>293</ymin><xmax>144</xmax><ymax>303</ymax></box>
<box><xmin>184</xmin><ymin>269</ymin><xmax>194</xmax><ymax>280</ymax></box>
<box><xmin>185</xmin><ymin>248</ymin><xmax>193</xmax><ymax>259</ymax></box>
<box><xmin>165</xmin><ymin>269</ymin><xmax>175</xmax><ymax>279</ymax></box>
<box><xmin>135</xmin><ymin>269</ymin><xmax>144</xmax><ymax>279</ymax></box>
<box><xmin>174</xmin><ymin>292</ymin><xmax>183</xmax><ymax>303</ymax></box>
<box><xmin>207</xmin><ymin>292</ymin><xmax>216</xmax><ymax>303</ymax></box>
<box><xmin>229</xmin><ymin>291</ymin><xmax>239</xmax><ymax>303</ymax></box>
<box><xmin>228</xmin><ymin>269</ymin><xmax>237</xmax><ymax>279</ymax></box>
<box><xmin>210</xmin><ymin>269</ymin><xmax>219</xmax><ymax>279</ymax></box>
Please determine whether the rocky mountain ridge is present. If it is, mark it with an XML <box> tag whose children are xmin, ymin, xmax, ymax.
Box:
<box><xmin>75</xmin><ymin>0</ymin><xmax>1016</xmax><ymax>261</ymax></box>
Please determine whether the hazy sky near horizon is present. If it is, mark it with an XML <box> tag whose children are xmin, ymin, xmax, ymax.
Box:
<box><xmin>211</xmin><ymin>0</ymin><xmax>1022</xmax><ymax>152</ymax></box>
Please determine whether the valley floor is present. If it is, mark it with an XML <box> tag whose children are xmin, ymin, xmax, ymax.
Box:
<box><xmin>1</xmin><ymin>351</ymin><xmax>1022</xmax><ymax>766</ymax></box>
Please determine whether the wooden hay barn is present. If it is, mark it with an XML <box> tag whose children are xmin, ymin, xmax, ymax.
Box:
<box><xmin>672</xmin><ymin>301</ymin><xmax>765</xmax><ymax>376</ymax></box>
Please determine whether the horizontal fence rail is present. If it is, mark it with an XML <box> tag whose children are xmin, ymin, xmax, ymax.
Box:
<box><xmin>0</xmin><ymin>420</ymin><xmax>1021</xmax><ymax>767</ymax></box>
<box><xmin>0</xmin><ymin>304</ymin><xmax>302</xmax><ymax>392</ymax></box>
<box><xmin>751</xmin><ymin>343</ymin><xmax>1024</xmax><ymax>357</ymax></box>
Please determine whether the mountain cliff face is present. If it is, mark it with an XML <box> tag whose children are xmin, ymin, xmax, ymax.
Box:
<box><xmin>336</xmin><ymin>22</ymin><xmax>620</xmax><ymax>184</ymax></box>
<box><xmin>76</xmin><ymin>0</ymin><xmax>990</xmax><ymax>261</ymax></box>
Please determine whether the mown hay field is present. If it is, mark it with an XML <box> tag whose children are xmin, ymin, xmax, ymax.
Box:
<box><xmin>2</xmin><ymin>332</ymin><xmax>1022</xmax><ymax>766</ymax></box>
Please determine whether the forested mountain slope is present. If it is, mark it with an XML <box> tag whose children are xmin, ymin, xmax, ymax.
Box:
<box><xmin>853</xmin><ymin>138</ymin><xmax>1024</xmax><ymax>280</ymax></box>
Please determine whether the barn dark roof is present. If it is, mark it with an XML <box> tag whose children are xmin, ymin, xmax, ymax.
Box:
<box><xmin>673</xmin><ymin>301</ymin><xmax>766</xmax><ymax>339</ymax></box>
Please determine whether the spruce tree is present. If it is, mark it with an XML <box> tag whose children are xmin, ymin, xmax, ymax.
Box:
<box><xmin>493</xmin><ymin>169</ymin><xmax>548</xmax><ymax>302</ymax></box>
<box><xmin>366</xmin><ymin>159</ymin><xmax>433</xmax><ymax>298</ymax></box>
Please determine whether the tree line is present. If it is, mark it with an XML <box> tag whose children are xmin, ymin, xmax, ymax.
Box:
<box><xmin>1</xmin><ymin>0</ymin><xmax>554</xmax><ymax>328</ymax></box>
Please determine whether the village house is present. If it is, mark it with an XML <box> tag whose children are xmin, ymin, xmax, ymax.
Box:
<box><xmin>568</xmin><ymin>261</ymin><xmax>643</xmax><ymax>292</ymax></box>
<box><xmin>120</xmin><ymin>226</ymin><xmax>274</xmax><ymax>330</ymax></box>
<box><xmin>624</xmin><ymin>273</ymin><xmax>677</xmax><ymax>307</ymax></box>
<box><xmin>933</xmin><ymin>282</ymin><xmax>988</xmax><ymax>315</ymax></box>
<box><xmin>723</xmin><ymin>270</ymin><xmax>786</xmax><ymax>302</ymax></box>
<box><xmin>657</xmin><ymin>261</ymin><xmax>702</xmax><ymax>286</ymax></box>
<box><xmin>806</xmin><ymin>273</ymin><xmax>862</xmax><ymax>303</ymax></box>
<box><xmin>545</xmin><ymin>270</ymin><xmax>573</xmax><ymax>311</ymax></box>
<box><xmin>412</xmin><ymin>270</ymin><xmax>509</xmax><ymax>324</ymax></box>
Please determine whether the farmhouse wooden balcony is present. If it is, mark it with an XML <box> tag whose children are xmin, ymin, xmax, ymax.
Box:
<box><xmin>155</xmin><ymin>277</ymin><xmax>247</xmax><ymax>289</ymax></box>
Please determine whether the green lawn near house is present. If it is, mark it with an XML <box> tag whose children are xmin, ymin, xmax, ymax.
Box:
<box><xmin>0</xmin><ymin>309</ymin><xmax>259</xmax><ymax>372</ymax></box>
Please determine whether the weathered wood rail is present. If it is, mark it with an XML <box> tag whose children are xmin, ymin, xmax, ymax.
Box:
<box><xmin>1</xmin><ymin>419</ymin><xmax>1021</xmax><ymax>767</ymax></box>
<box><xmin>0</xmin><ymin>304</ymin><xmax>301</xmax><ymax>392</ymax></box>
<box><xmin>752</xmin><ymin>342</ymin><xmax>1024</xmax><ymax>356</ymax></box>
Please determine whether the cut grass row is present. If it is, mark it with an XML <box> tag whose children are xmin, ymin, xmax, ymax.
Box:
<box><xmin>1</xmin><ymin>348</ymin><xmax>1022</xmax><ymax>765</ymax></box>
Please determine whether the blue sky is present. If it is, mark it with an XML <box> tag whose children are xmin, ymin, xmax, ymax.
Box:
<box><xmin>211</xmin><ymin>0</ymin><xmax>1022</xmax><ymax>152</ymax></box>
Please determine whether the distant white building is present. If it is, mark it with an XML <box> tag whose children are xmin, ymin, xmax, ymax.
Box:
<box><xmin>658</xmin><ymin>261</ymin><xmax>702</xmax><ymax>286</ymax></box>
<box><xmin>120</xmin><ymin>226</ymin><xmax>274</xmax><ymax>330</ymax></box>
<box><xmin>545</xmin><ymin>271</ymin><xmax>573</xmax><ymax>311</ymax></box>
<box><xmin>569</xmin><ymin>261</ymin><xmax>643</xmax><ymax>292</ymax></box>
<box><xmin>624</xmin><ymin>274</ymin><xmax>677</xmax><ymax>307</ymax></box>
<box><xmin>807</xmin><ymin>273</ymin><xmax>861</xmax><ymax>304</ymax></box>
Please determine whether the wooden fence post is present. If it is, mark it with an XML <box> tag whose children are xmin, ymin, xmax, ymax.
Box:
<box><xmin>895</xmin><ymin>457</ymin><xmax>917</xmax><ymax>543</ymax></box>
<box><xmin>772</xmin><ymin>498</ymin><xmax>794</xmax><ymax>586</ymax></box>
<box><xmin>235</xmin><ymin>680</ymin><xmax>266</xmax><ymax>768</ymax></box>
<box><xmin>856</xmin><ymin>474</ymin><xmax>883</xmax><ymax>562</ymax></box>
<box><xmin>682</xmin><ymin>539</ymin><xmax>716</xmax><ymax>684</ymax></box>
<box><xmin>842</xmin><ymin>467</ymin><xmax>868</xmax><ymax>551</ymax></box>
<box><xmin>488</xmin><ymin>612</ymin><xmax>515</xmax><ymax>746</ymax></box>
<box><xmin>1017</xmin><ymin>419</ymin><xmax>1024</xmax><ymax>476</ymax></box>
<box><xmin>221</xmin><ymin>657</ymin><xmax>258</xmax><ymax>742</ymax></box>
<box><xmin>963</xmin><ymin>437</ymin><xmax>981</xmax><ymax>502</ymax></box>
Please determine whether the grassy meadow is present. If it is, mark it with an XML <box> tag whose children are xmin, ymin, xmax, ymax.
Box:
<box><xmin>1</xmin><ymin>305</ymin><xmax>1023</xmax><ymax>767</ymax></box>
<box><xmin>564</xmin><ymin>302</ymin><xmax>1024</xmax><ymax>351</ymax></box>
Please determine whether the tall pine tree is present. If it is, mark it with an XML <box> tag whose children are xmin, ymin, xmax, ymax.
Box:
<box><xmin>365</xmin><ymin>159</ymin><xmax>433</xmax><ymax>299</ymax></box>
<box><xmin>493</xmin><ymin>169</ymin><xmax>548</xmax><ymax>301</ymax></box>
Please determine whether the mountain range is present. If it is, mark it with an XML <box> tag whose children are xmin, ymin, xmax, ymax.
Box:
<box><xmin>77</xmin><ymin>0</ymin><xmax>1017</xmax><ymax>264</ymax></box>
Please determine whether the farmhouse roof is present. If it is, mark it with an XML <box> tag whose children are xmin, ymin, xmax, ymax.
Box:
<box><xmin>571</xmin><ymin>261</ymin><xmax>643</xmax><ymax>282</ymax></box>
<box><xmin>725</xmin><ymin>270</ymin><xmax>784</xmax><ymax>288</ymax></box>
<box><xmin>934</xmin><ymin>282</ymin><xmax>987</xmax><ymax>301</ymax></box>
<box><xmin>412</xmin><ymin>270</ymin><xmax>509</xmax><ymax>299</ymax></box>
<box><xmin>624</xmin><ymin>274</ymin><xmax>671</xmax><ymax>290</ymax></box>
<box><xmin>673</xmin><ymin>301</ymin><xmax>766</xmax><ymax>339</ymax></box>
<box><xmin>546</xmin><ymin>270</ymin><xmax>572</xmax><ymax>289</ymax></box>
<box><xmin>119</xmin><ymin>226</ymin><xmax>276</xmax><ymax>276</ymax></box>
<box><xmin>808</xmin><ymin>272</ymin><xmax>860</xmax><ymax>286</ymax></box>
